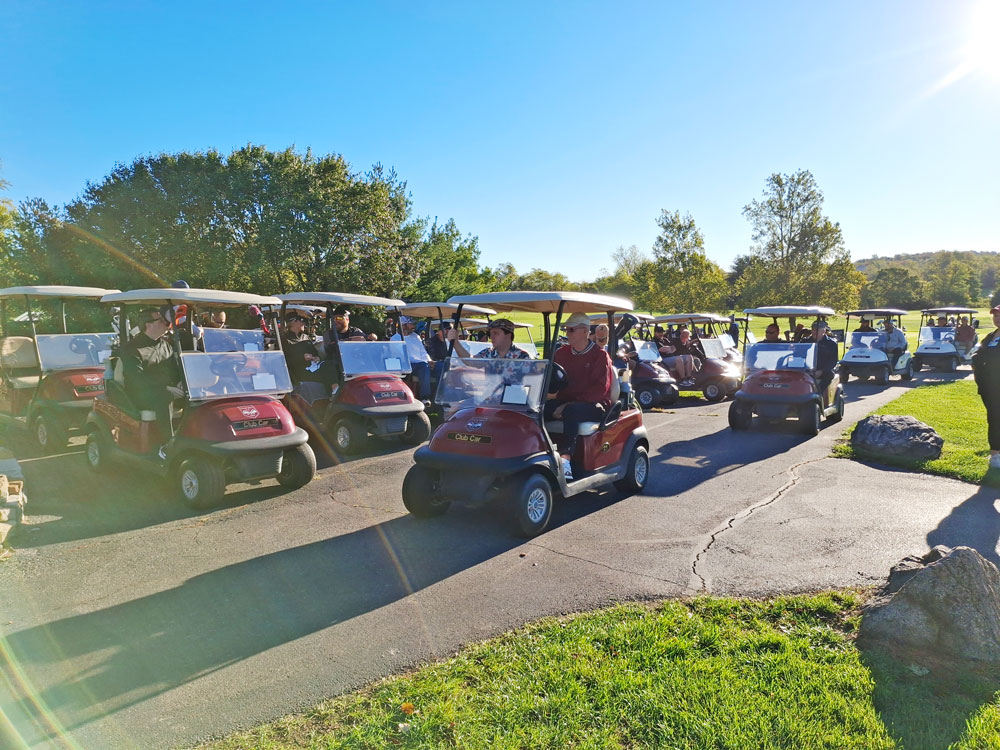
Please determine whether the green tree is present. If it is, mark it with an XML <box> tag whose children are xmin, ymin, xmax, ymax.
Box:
<box><xmin>405</xmin><ymin>219</ymin><xmax>489</xmax><ymax>301</ymax></box>
<box><xmin>737</xmin><ymin>170</ymin><xmax>866</xmax><ymax>309</ymax></box>
<box><xmin>516</xmin><ymin>268</ymin><xmax>580</xmax><ymax>291</ymax></box>
<box><xmin>645</xmin><ymin>210</ymin><xmax>728</xmax><ymax>312</ymax></box>
<box><xmin>861</xmin><ymin>266</ymin><xmax>929</xmax><ymax>309</ymax></box>
<box><xmin>924</xmin><ymin>252</ymin><xmax>980</xmax><ymax>306</ymax></box>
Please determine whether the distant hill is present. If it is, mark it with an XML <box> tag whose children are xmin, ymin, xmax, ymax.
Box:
<box><xmin>854</xmin><ymin>250</ymin><xmax>1000</xmax><ymax>298</ymax></box>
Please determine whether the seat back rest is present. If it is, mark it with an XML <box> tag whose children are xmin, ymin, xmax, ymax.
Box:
<box><xmin>113</xmin><ymin>357</ymin><xmax>126</xmax><ymax>386</ymax></box>
<box><xmin>609</xmin><ymin>372</ymin><xmax>621</xmax><ymax>403</ymax></box>
<box><xmin>0</xmin><ymin>337</ymin><xmax>39</xmax><ymax>369</ymax></box>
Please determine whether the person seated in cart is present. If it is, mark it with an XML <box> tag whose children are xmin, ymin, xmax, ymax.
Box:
<box><xmin>807</xmin><ymin>320</ymin><xmax>839</xmax><ymax>402</ymax></box>
<box><xmin>121</xmin><ymin>307</ymin><xmax>183</xmax><ymax>455</ymax></box>
<box><xmin>448</xmin><ymin>318</ymin><xmax>531</xmax><ymax>359</ymax></box>
<box><xmin>426</xmin><ymin>321</ymin><xmax>451</xmax><ymax>361</ymax></box>
<box><xmin>855</xmin><ymin>316</ymin><xmax>876</xmax><ymax>333</ymax></box>
<box><xmin>763</xmin><ymin>323</ymin><xmax>782</xmax><ymax>343</ymax></box>
<box><xmin>545</xmin><ymin>312</ymin><xmax>615</xmax><ymax>479</ymax></box>
<box><xmin>956</xmin><ymin>316</ymin><xmax>977</xmax><ymax>356</ymax></box>
<box><xmin>282</xmin><ymin>310</ymin><xmax>338</xmax><ymax>389</ymax></box>
<box><xmin>324</xmin><ymin>305</ymin><xmax>374</xmax><ymax>345</ymax></box>
<box><xmin>874</xmin><ymin>317</ymin><xmax>908</xmax><ymax>369</ymax></box>
<box><xmin>391</xmin><ymin>315</ymin><xmax>435</xmax><ymax>400</ymax></box>
<box><xmin>590</xmin><ymin>322</ymin><xmax>610</xmax><ymax>350</ymax></box>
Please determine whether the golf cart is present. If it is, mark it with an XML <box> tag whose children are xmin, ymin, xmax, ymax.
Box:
<box><xmin>402</xmin><ymin>291</ymin><xmax>650</xmax><ymax>538</ymax></box>
<box><xmin>0</xmin><ymin>285</ymin><xmax>120</xmax><ymax>451</ymax></box>
<box><xmin>604</xmin><ymin>314</ymin><xmax>678</xmax><ymax>409</ymax></box>
<box><xmin>278</xmin><ymin>292</ymin><xmax>431</xmax><ymax>455</ymax></box>
<box><xmin>729</xmin><ymin>306</ymin><xmax>844</xmax><ymax>435</ymax></box>
<box><xmin>650</xmin><ymin>313</ymin><xmax>743</xmax><ymax>402</ymax></box>
<box><xmin>86</xmin><ymin>288</ymin><xmax>316</xmax><ymax>508</ymax></box>
<box><xmin>913</xmin><ymin>307</ymin><xmax>979</xmax><ymax>372</ymax></box>
<box><xmin>838</xmin><ymin>309</ymin><xmax>913</xmax><ymax>384</ymax></box>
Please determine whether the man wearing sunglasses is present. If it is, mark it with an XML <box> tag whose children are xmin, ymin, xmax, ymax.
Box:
<box><xmin>282</xmin><ymin>311</ymin><xmax>338</xmax><ymax>389</ymax></box>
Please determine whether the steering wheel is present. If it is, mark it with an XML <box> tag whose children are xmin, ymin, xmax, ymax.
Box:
<box><xmin>548</xmin><ymin>363</ymin><xmax>568</xmax><ymax>394</ymax></box>
<box><xmin>69</xmin><ymin>336</ymin><xmax>96</xmax><ymax>354</ymax></box>
<box><xmin>210</xmin><ymin>353</ymin><xmax>248</xmax><ymax>380</ymax></box>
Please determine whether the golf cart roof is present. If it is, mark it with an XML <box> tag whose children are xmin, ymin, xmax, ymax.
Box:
<box><xmin>101</xmin><ymin>288</ymin><xmax>282</xmax><ymax>307</ymax></box>
<box><xmin>845</xmin><ymin>309</ymin><xmax>908</xmax><ymax>317</ymax></box>
<box><xmin>0</xmin><ymin>285</ymin><xmax>120</xmax><ymax>300</ymax></box>
<box><xmin>399</xmin><ymin>301</ymin><xmax>497</xmax><ymax>318</ymax></box>
<box><xmin>284</xmin><ymin>304</ymin><xmax>326</xmax><ymax>317</ymax></box>
<box><xmin>588</xmin><ymin>312</ymin><xmax>654</xmax><ymax>323</ymax></box>
<box><xmin>651</xmin><ymin>313</ymin><xmax>731</xmax><ymax>324</ymax></box>
<box><xmin>447</xmin><ymin>291</ymin><xmax>633</xmax><ymax>314</ymax></box>
<box><xmin>922</xmin><ymin>307</ymin><xmax>978</xmax><ymax>315</ymax></box>
<box><xmin>742</xmin><ymin>306</ymin><xmax>835</xmax><ymax>318</ymax></box>
<box><xmin>277</xmin><ymin>292</ymin><xmax>405</xmax><ymax>309</ymax></box>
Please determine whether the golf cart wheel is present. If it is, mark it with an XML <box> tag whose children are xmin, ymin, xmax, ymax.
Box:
<box><xmin>728</xmin><ymin>401</ymin><xmax>752</xmax><ymax>430</ymax></box>
<box><xmin>635</xmin><ymin>386</ymin><xmax>657</xmax><ymax>410</ymax></box>
<box><xmin>828</xmin><ymin>391</ymin><xmax>845</xmax><ymax>424</ymax></box>
<box><xmin>912</xmin><ymin>358</ymin><xmax>922</xmax><ymax>372</ymax></box>
<box><xmin>402</xmin><ymin>411</ymin><xmax>432</xmax><ymax>446</ymax></box>
<box><xmin>85</xmin><ymin>429</ymin><xmax>110</xmax><ymax>473</ymax></box>
<box><xmin>402</xmin><ymin>464</ymin><xmax>450</xmax><ymax>517</ymax></box>
<box><xmin>176</xmin><ymin>456</ymin><xmax>226</xmax><ymax>509</ymax></box>
<box><xmin>702</xmin><ymin>381</ymin><xmax>726</xmax><ymax>403</ymax></box>
<box><xmin>900</xmin><ymin>361</ymin><xmax>914</xmax><ymax>381</ymax></box>
<box><xmin>276</xmin><ymin>443</ymin><xmax>317</xmax><ymax>489</ymax></box>
<box><xmin>614</xmin><ymin>444</ymin><xmax>649</xmax><ymax>495</ymax></box>
<box><xmin>948</xmin><ymin>357</ymin><xmax>960</xmax><ymax>372</ymax></box>
<box><xmin>875</xmin><ymin>367</ymin><xmax>890</xmax><ymax>386</ymax></box>
<box><xmin>659</xmin><ymin>384</ymin><xmax>679</xmax><ymax>406</ymax></box>
<box><xmin>330</xmin><ymin>414</ymin><xmax>367</xmax><ymax>455</ymax></box>
<box><xmin>800</xmin><ymin>402</ymin><xmax>821</xmax><ymax>436</ymax></box>
<box><xmin>839</xmin><ymin>369</ymin><xmax>850</xmax><ymax>384</ymax></box>
<box><xmin>506</xmin><ymin>472</ymin><xmax>553</xmax><ymax>538</ymax></box>
<box><xmin>34</xmin><ymin>411</ymin><xmax>68</xmax><ymax>452</ymax></box>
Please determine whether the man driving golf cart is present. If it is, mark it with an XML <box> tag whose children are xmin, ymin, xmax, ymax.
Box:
<box><xmin>874</xmin><ymin>318</ymin><xmax>907</xmax><ymax>370</ymax></box>
<box><xmin>448</xmin><ymin>318</ymin><xmax>531</xmax><ymax>359</ymax></box>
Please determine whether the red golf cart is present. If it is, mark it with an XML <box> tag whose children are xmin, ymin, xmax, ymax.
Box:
<box><xmin>86</xmin><ymin>288</ymin><xmax>316</xmax><ymax>508</ymax></box>
<box><xmin>0</xmin><ymin>285</ymin><xmax>120</xmax><ymax>451</ymax></box>
<box><xmin>402</xmin><ymin>291</ymin><xmax>650</xmax><ymax>538</ymax></box>
<box><xmin>650</xmin><ymin>313</ymin><xmax>743</xmax><ymax>402</ymax></box>
<box><xmin>278</xmin><ymin>292</ymin><xmax>432</xmax><ymax>454</ymax></box>
<box><xmin>728</xmin><ymin>306</ymin><xmax>844</xmax><ymax>436</ymax></box>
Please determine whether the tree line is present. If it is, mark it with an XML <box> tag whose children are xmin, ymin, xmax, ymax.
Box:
<box><xmin>0</xmin><ymin>147</ymin><xmax>993</xmax><ymax>311</ymax></box>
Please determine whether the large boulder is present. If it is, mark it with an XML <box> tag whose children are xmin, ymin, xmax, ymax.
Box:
<box><xmin>860</xmin><ymin>546</ymin><xmax>1000</xmax><ymax>666</ymax></box>
<box><xmin>851</xmin><ymin>414</ymin><xmax>943</xmax><ymax>460</ymax></box>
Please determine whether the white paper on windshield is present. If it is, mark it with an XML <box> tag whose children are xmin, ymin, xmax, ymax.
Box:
<box><xmin>501</xmin><ymin>384</ymin><xmax>530</xmax><ymax>405</ymax></box>
<box><xmin>384</xmin><ymin>357</ymin><xmax>402</xmax><ymax>371</ymax></box>
<box><xmin>252</xmin><ymin>372</ymin><xmax>277</xmax><ymax>390</ymax></box>
<box><xmin>98</xmin><ymin>349</ymin><xmax>112</xmax><ymax>363</ymax></box>
<box><xmin>305</xmin><ymin>360</ymin><xmax>321</xmax><ymax>372</ymax></box>
<box><xmin>243</xmin><ymin>342</ymin><xmax>260</xmax><ymax>352</ymax></box>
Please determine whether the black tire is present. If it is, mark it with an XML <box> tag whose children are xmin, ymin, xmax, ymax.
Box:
<box><xmin>702</xmin><ymin>380</ymin><xmax>726</xmax><ymax>403</ymax></box>
<box><xmin>948</xmin><ymin>357</ymin><xmax>960</xmax><ymax>372</ymax></box>
<box><xmin>728</xmin><ymin>401</ymin><xmax>753</xmax><ymax>430</ymax></box>
<box><xmin>614</xmin><ymin>444</ymin><xmax>649</xmax><ymax>495</ymax></box>
<box><xmin>912</xmin><ymin>357</ymin><xmax>922</xmax><ymax>372</ymax></box>
<box><xmin>176</xmin><ymin>455</ymin><xmax>226</xmax><ymax>509</ymax></box>
<box><xmin>875</xmin><ymin>367</ymin><xmax>890</xmax><ymax>386</ymax></box>
<box><xmin>85</xmin><ymin>429</ymin><xmax>109</xmax><ymax>473</ymax></box>
<box><xmin>506</xmin><ymin>472</ymin><xmax>553</xmax><ymax>538</ymax></box>
<box><xmin>276</xmin><ymin>443</ymin><xmax>316</xmax><ymax>489</ymax></box>
<box><xmin>34</xmin><ymin>411</ymin><xmax>68</xmax><ymax>452</ymax></box>
<box><xmin>330</xmin><ymin>414</ymin><xmax>367</xmax><ymax>455</ymax></box>
<box><xmin>900</xmin><ymin>361</ymin><xmax>914</xmax><ymax>381</ymax></box>
<box><xmin>839</xmin><ymin>369</ymin><xmax>850</xmax><ymax>384</ymax></box>
<box><xmin>402</xmin><ymin>411</ymin><xmax>432</xmax><ymax>446</ymax></box>
<box><xmin>800</xmin><ymin>402</ymin><xmax>820</xmax><ymax>436</ymax></box>
<box><xmin>636</xmin><ymin>386</ymin><xmax>658</xmax><ymax>410</ymax></box>
<box><xmin>827</xmin><ymin>392</ymin><xmax>845</xmax><ymax>423</ymax></box>
<box><xmin>402</xmin><ymin>464</ymin><xmax>450</xmax><ymax>517</ymax></box>
<box><xmin>659</xmin><ymin>384</ymin><xmax>679</xmax><ymax>406</ymax></box>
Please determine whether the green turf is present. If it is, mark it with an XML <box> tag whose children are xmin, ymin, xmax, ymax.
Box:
<box><xmin>196</xmin><ymin>592</ymin><xmax>1000</xmax><ymax>749</ymax></box>
<box><xmin>832</xmin><ymin>379</ymin><xmax>994</xmax><ymax>485</ymax></box>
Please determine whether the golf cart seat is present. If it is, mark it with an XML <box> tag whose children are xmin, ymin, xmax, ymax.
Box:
<box><xmin>293</xmin><ymin>379</ymin><xmax>329</xmax><ymax>406</ymax></box>
<box><xmin>546</xmin><ymin>372</ymin><xmax>623</xmax><ymax>436</ymax></box>
<box><xmin>0</xmin><ymin>336</ymin><xmax>40</xmax><ymax>389</ymax></box>
<box><xmin>104</xmin><ymin>357</ymin><xmax>153</xmax><ymax>420</ymax></box>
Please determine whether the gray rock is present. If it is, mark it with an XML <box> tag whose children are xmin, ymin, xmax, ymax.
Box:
<box><xmin>851</xmin><ymin>414</ymin><xmax>943</xmax><ymax>460</ymax></box>
<box><xmin>860</xmin><ymin>546</ymin><xmax>1000</xmax><ymax>666</ymax></box>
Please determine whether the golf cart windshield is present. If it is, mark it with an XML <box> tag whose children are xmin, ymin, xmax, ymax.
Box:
<box><xmin>745</xmin><ymin>342</ymin><xmax>816</xmax><ymax>372</ymax></box>
<box><xmin>635</xmin><ymin>341</ymin><xmax>661</xmax><ymax>362</ymax></box>
<box><xmin>34</xmin><ymin>333</ymin><xmax>115</xmax><ymax>371</ymax></box>
<box><xmin>920</xmin><ymin>327</ymin><xmax>955</xmax><ymax>343</ymax></box>
<box><xmin>850</xmin><ymin>332</ymin><xmax>880</xmax><ymax>350</ymax></box>
<box><xmin>202</xmin><ymin>328</ymin><xmax>266</xmax><ymax>353</ymax></box>
<box><xmin>339</xmin><ymin>341</ymin><xmax>411</xmax><ymax>377</ymax></box>
<box><xmin>180</xmin><ymin>351</ymin><xmax>293</xmax><ymax>401</ymax></box>
<box><xmin>435</xmin><ymin>358</ymin><xmax>548</xmax><ymax>413</ymax></box>
<box><xmin>700</xmin><ymin>338</ymin><xmax>727</xmax><ymax>359</ymax></box>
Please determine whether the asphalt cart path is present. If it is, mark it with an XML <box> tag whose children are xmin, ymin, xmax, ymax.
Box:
<box><xmin>1</xmin><ymin>373</ymin><xmax>995</xmax><ymax>749</ymax></box>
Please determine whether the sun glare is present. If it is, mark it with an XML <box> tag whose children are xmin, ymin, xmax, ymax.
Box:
<box><xmin>964</xmin><ymin>1</ymin><xmax>1000</xmax><ymax>78</ymax></box>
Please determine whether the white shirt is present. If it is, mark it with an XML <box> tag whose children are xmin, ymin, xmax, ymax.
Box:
<box><xmin>391</xmin><ymin>332</ymin><xmax>431</xmax><ymax>363</ymax></box>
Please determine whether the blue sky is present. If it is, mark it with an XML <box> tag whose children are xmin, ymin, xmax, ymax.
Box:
<box><xmin>1</xmin><ymin>1</ymin><xmax>998</xmax><ymax>282</ymax></box>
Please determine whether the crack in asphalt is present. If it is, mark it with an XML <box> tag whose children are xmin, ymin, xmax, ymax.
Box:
<box><xmin>327</xmin><ymin>491</ymin><xmax>403</xmax><ymax>516</ymax></box>
<box><xmin>526</xmin><ymin>541</ymin><xmax>696</xmax><ymax>592</ymax></box>
<box><xmin>691</xmin><ymin>457</ymin><xmax>827</xmax><ymax>592</ymax></box>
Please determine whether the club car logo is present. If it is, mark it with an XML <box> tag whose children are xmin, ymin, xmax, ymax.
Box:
<box><xmin>240</xmin><ymin>406</ymin><xmax>260</xmax><ymax>419</ymax></box>
<box><xmin>466</xmin><ymin>419</ymin><xmax>485</xmax><ymax>430</ymax></box>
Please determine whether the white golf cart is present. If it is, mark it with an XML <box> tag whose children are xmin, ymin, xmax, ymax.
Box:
<box><xmin>913</xmin><ymin>307</ymin><xmax>980</xmax><ymax>372</ymax></box>
<box><xmin>838</xmin><ymin>309</ymin><xmax>914</xmax><ymax>384</ymax></box>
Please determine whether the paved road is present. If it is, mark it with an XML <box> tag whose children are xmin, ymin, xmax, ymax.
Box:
<box><xmin>2</xmin><ymin>373</ymin><xmax>997</xmax><ymax>749</ymax></box>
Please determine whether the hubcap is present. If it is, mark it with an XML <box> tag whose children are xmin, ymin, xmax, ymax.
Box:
<box><xmin>525</xmin><ymin>487</ymin><xmax>548</xmax><ymax>524</ymax></box>
<box><xmin>639</xmin><ymin>390</ymin><xmax>653</xmax><ymax>406</ymax></box>
<box><xmin>336</xmin><ymin>425</ymin><xmax>351</xmax><ymax>449</ymax></box>
<box><xmin>635</xmin><ymin>453</ymin><xmax>648</xmax><ymax>485</ymax></box>
<box><xmin>36</xmin><ymin>419</ymin><xmax>48</xmax><ymax>446</ymax></box>
<box><xmin>181</xmin><ymin>469</ymin><xmax>200</xmax><ymax>500</ymax></box>
<box><xmin>87</xmin><ymin>439</ymin><xmax>100</xmax><ymax>466</ymax></box>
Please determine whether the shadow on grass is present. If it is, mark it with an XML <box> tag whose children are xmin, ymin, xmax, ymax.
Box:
<box><xmin>861</xmin><ymin>645</ymin><xmax>1000</xmax><ymax>750</ymax></box>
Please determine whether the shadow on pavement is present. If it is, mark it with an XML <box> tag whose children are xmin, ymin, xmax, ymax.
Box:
<box><xmin>926</xmin><ymin>484</ymin><xmax>1000</xmax><ymax>566</ymax></box>
<box><xmin>1</xmin><ymin>507</ymin><xmax>520</xmax><ymax>745</ymax></box>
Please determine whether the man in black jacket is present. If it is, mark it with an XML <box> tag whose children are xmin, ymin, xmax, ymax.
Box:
<box><xmin>121</xmin><ymin>307</ymin><xmax>182</xmax><ymax>454</ymax></box>
<box><xmin>808</xmin><ymin>319</ymin><xmax>839</xmax><ymax>403</ymax></box>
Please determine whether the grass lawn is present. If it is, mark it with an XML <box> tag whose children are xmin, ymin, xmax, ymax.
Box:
<box><xmin>832</xmin><ymin>379</ymin><xmax>992</xmax><ymax>485</ymax></box>
<box><xmin>198</xmin><ymin>592</ymin><xmax>1000</xmax><ymax>750</ymax></box>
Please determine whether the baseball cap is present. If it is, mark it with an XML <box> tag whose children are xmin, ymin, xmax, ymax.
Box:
<box><xmin>488</xmin><ymin>318</ymin><xmax>516</xmax><ymax>334</ymax></box>
<box><xmin>811</xmin><ymin>319</ymin><xmax>828</xmax><ymax>330</ymax></box>
<box><xmin>333</xmin><ymin>305</ymin><xmax>350</xmax><ymax>316</ymax></box>
<box><xmin>399</xmin><ymin>315</ymin><xmax>413</xmax><ymax>324</ymax></box>
<box><xmin>563</xmin><ymin>312</ymin><xmax>591</xmax><ymax>330</ymax></box>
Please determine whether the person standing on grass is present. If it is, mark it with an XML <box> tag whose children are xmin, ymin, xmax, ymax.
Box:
<box><xmin>972</xmin><ymin>306</ymin><xmax>1000</xmax><ymax>469</ymax></box>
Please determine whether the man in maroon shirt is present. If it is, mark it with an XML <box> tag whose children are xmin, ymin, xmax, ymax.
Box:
<box><xmin>545</xmin><ymin>312</ymin><xmax>615</xmax><ymax>479</ymax></box>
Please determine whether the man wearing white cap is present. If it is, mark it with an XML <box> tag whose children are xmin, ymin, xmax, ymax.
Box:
<box><xmin>392</xmin><ymin>315</ymin><xmax>434</xmax><ymax>400</ymax></box>
<box><xmin>449</xmin><ymin>318</ymin><xmax>531</xmax><ymax>360</ymax></box>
